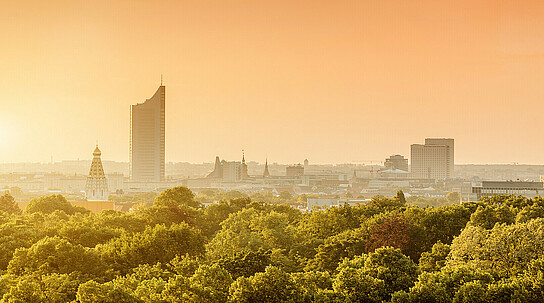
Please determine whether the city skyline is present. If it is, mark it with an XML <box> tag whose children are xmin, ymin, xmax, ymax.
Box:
<box><xmin>1</xmin><ymin>1</ymin><xmax>544</xmax><ymax>164</ymax></box>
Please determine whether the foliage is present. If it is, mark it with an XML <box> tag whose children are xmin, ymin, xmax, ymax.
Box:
<box><xmin>155</xmin><ymin>186</ymin><xmax>201</xmax><ymax>208</ymax></box>
<box><xmin>0</xmin><ymin>193</ymin><xmax>21</xmax><ymax>215</ymax></box>
<box><xmin>25</xmin><ymin>194</ymin><xmax>88</xmax><ymax>215</ymax></box>
<box><xmin>99</xmin><ymin>223</ymin><xmax>205</xmax><ymax>275</ymax></box>
<box><xmin>229</xmin><ymin>266</ymin><xmax>303</xmax><ymax>303</ymax></box>
<box><xmin>0</xmin><ymin>191</ymin><xmax>541</xmax><ymax>301</ymax></box>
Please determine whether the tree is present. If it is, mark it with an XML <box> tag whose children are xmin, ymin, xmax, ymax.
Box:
<box><xmin>25</xmin><ymin>194</ymin><xmax>85</xmax><ymax>215</ymax></box>
<box><xmin>206</xmin><ymin>209</ymin><xmax>297</xmax><ymax>262</ymax></box>
<box><xmin>469</xmin><ymin>205</ymin><xmax>515</xmax><ymax>229</ymax></box>
<box><xmin>228</xmin><ymin>266</ymin><xmax>303</xmax><ymax>303</ymax></box>
<box><xmin>0</xmin><ymin>193</ymin><xmax>21</xmax><ymax>214</ymax></box>
<box><xmin>365</xmin><ymin>214</ymin><xmax>412</xmax><ymax>255</ymax></box>
<box><xmin>446</xmin><ymin>192</ymin><xmax>461</xmax><ymax>204</ymax></box>
<box><xmin>420</xmin><ymin>204</ymin><xmax>472</xmax><ymax>248</ymax></box>
<box><xmin>395</xmin><ymin>190</ymin><xmax>407</xmax><ymax>205</ymax></box>
<box><xmin>7</xmin><ymin>236</ymin><xmax>106</xmax><ymax>279</ymax></box>
<box><xmin>154</xmin><ymin>186</ymin><xmax>201</xmax><ymax>208</ymax></box>
<box><xmin>186</xmin><ymin>264</ymin><xmax>233</xmax><ymax>303</ymax></box>
<box><xmin>217</xmin><ymin>249</ymin><xmax>272</xmax><ymax>279</ymax></box>
<box><xmin>307</xmin><ymin>227</ymin><xmax>368</xmax><ymax>272</ymax></box>
<box><xmin>419</xmin><ymin>241</ymin><xmax>451</xmax><ymax>272</ymax></box>
<box><xmin>448</xmin><ymin>219</ymin><xmax>544</xmax><ymax>278</ymax></box>
<box><xmin>99</xmin><ymin>223</ymin><xmax>205</xmax><ymax>275</ymax></box>
<box><xmin>367</xmin><ymin>195</ymin><xmax>405</xmax><ymax>211</ymax></box>
<box><xmin>0</xmin><ymin>221</ymin><xmax>39</xmax><ymax>269</ymax></box>
<box><xmin>77</xmin><ymin>280</ymin><xmax>141</xmax><ymax>303</ymax></box>
<box><xmin>391</xmin><ymin>272</ymin><xmax>449</xmax><ymax>303</ymax></box>
<box><xmin>336</xmin><ymin>247</ymin><xmax>419</xmax><ymax>300</ymax></box>
<box><xmin>138</xmin><ymin>204</ymin><xmax>196</xmax><ymax>228</ymax></box>
<box><xmin>298</xmin><ymin>204</ymin><xmax>361</xmax><ymax>239</ymax></box>
<box><xmin>279</xmin><ymin>191</ymin><xmax>292</xmax><ymax>201</ymax></box>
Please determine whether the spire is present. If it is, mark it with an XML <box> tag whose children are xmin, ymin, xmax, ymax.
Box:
<box><xmin>263</xmin><ymin>157</ymin><xmax>270</xmax><ymax>178</ymax></box>
<box><xmin>160</xmin><ymin>74</ymin><xmax>163</xmax><ymax>86</ymax></box>
<box><xmin>242</xmin><ymin>150</ymin><xmax>245</xmax><ymax>164</ymax></box>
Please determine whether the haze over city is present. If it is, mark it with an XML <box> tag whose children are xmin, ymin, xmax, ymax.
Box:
<box><xmin>1</xmin><ymin>0</ymin><xmax>544</xmax><ymax>164</ymax></box>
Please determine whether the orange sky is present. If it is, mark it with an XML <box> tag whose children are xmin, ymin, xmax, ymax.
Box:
<box><xmin>1</xmin><ymin>0</ymin><xmax>544</xmax><ymax>164</ymax></box>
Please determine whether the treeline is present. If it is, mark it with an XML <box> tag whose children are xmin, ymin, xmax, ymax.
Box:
<box><xmin>0</xmin><ymin>189</ymin><xmax>543</xmax><ymax>302</ymax></box>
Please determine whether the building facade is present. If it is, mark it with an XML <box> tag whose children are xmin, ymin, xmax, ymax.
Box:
<box><xmin>130</xmin><ymin>85</ymin><xmax>165</xmax><ymax>182</ymax></box>
<box><xmin>286</xmin><ymin>165</ymin><xmax>304</xmax><ymax>177</ymax></box>
<box><xmin>206</xmin><ymin>154</ymin><xmax>249</xmax><ymax>182</ymax></box>
<box><xmin>472</xmin><ymin>181</ymin><xmax>544</xmax><ymax>200</ymax></box>
<box><xmin>384</xmin><ymin>154</ymin><xmax>409</xmax><ymax>172</ymax></box>
<box><xmin>85</xmin><ymin>145</ymin><xmax>109</xmax><ymax>201</ymax></box>
<box><xmin>410</xmin><ymin>138</ymin><xmax>454</xmax><ymax>180</ymax></box>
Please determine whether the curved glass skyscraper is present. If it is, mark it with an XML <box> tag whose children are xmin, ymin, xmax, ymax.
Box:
<box><xmin>130</xmin><ymin>85</ymin><xmax>165</xmax><ymax>182</ymax></box>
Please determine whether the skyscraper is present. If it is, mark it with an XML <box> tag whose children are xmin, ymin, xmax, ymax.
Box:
<box><xmin>130</xmin><ymin>85</ymin><xmax>165</xmax><ymax>182</ymax></box>
<box><xmin>86</xmin><ymin>144</ymin><xmax>109</xmax><ymax>200</ymax></box>
<box><xmin>410</xmin><ymin>138</ymin><xmax>454</xmax><ymax>180</ymax></box>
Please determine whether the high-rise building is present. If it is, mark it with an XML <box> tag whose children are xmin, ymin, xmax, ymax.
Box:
<box><xmin>85</xmin><ymin>145</ymin><xmax>109</xmax><ymax>200</ymax></box>
<box><xmin>410</xmin><ymin>138</ymin><xmax>454</xmax><ymax>180</ymax></box>
<box><xmin>130</xmin><ymin>85</ymin><xmax>165</xmax><ymax>182</ymax></box>
<box><xmin>384</xmin><ymin>154</ymin><xmax>409</xmax><ymax>172</ymax></box>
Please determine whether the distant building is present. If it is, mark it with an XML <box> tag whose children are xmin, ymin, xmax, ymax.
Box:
<box><xmin>304</xmin><ymin>159</ymin><xmax>309</xmax><ymax>170</ymax></box>
<box><xmin>222</xmin><ymin>161</ymin><xmax>245</xmax><ymax>182</ymax></box>
<box><xmin>384</xmin><ymin>154</ymin><xmax>408</xmax><ymax>172</ymax></box>
<box><xmin>206</xmin><ymin>153</ymin><xmax>249</xmax><ymax>182</ymax></box>
<box><xmin>472</xmin><ymin>180</ymin><xmax>544</xmax><ymax>200</ymax></box>
<box><xmin>411</xmin><ymin>138</ymin><xmax>454</xmax><ymax>180</ymax></box>
<box><xmin>307</xmin><ymin>198</ymin><xmax>369</xmax><ymax>211</ymax></box>
<box><xmin>286</xmin><ymin>165</ymin><xmax>304</xmax><ymax>177</ymax></box>
<box><xmin>107</xmin><ymin>173</ymin><xmax>125</xmax><ymax>193</ymax></box>
<box><xmin>208</xmin><ymin>156</ymin><xmax>223</xmax><ymax>178</ymax></box>
<box><xmin>85</xmin><ymin>145</ymin><xmax>109</xmax><ymax>201</ymax></box>
<box><xmin>130</xmin><ymin>85</ymin><xmax>165</xmax><ymax>182</ymax></box>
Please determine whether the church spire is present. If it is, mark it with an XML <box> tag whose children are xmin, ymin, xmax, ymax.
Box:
<box><xmin>242</xmin><ymin>149</ymin><xmax>245</xmax><ymax>164</ymax></box>
<box><xmin>263</xmin><ymin>157</ymin><xmax>270</xmax><ymax>178</ymax></box>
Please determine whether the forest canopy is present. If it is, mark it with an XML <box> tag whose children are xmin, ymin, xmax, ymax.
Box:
<box><xmin>0</xmin><ymin>187</ymin><xmax>542</xmax><ymax>302</ymax></box>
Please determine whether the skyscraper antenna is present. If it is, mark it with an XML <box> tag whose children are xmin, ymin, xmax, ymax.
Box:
<box><xmin>160</xmin><ymin>74</ymin><xmax>163</xmax><ymax>86</ymax></box>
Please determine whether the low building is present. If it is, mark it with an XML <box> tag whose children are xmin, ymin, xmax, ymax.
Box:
<box><xmin>384</xmin><ymin>155</ymin><xmax>408</xmax><ymax>172</ymax></box>
<box><xmin>472</xmin><ymin>180</ymin><xmax>544</xmax><ymax>200</ymax></box>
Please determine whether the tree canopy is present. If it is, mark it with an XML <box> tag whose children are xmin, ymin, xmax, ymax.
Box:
<box><xmin>0</xmin><ymin>191</ymin><xmax>541</xmax><ymax>302</ymax></box>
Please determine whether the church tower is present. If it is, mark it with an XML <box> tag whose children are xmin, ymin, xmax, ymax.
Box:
<box><xmin>85</xmin><ymin>144</ymin><xmax>109</xmax><ymax>201</ymax></box>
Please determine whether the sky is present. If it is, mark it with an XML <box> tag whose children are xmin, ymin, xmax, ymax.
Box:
<box><xmin>0</xmin><ymin>0</ymin><xmax>544</xmax><ymax>165</ymax></box>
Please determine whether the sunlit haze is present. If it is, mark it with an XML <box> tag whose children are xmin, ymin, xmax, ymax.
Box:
<box><xmin>1</xmin><ymin>0</ymin><xmax>544</xmax><ymax>164</ymax></box>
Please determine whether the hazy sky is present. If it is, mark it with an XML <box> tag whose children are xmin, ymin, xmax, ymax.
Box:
<box><xmin>1</xmin><ymin>0</ymin><xmax>543</xmax><ymax>164</ymax></box>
